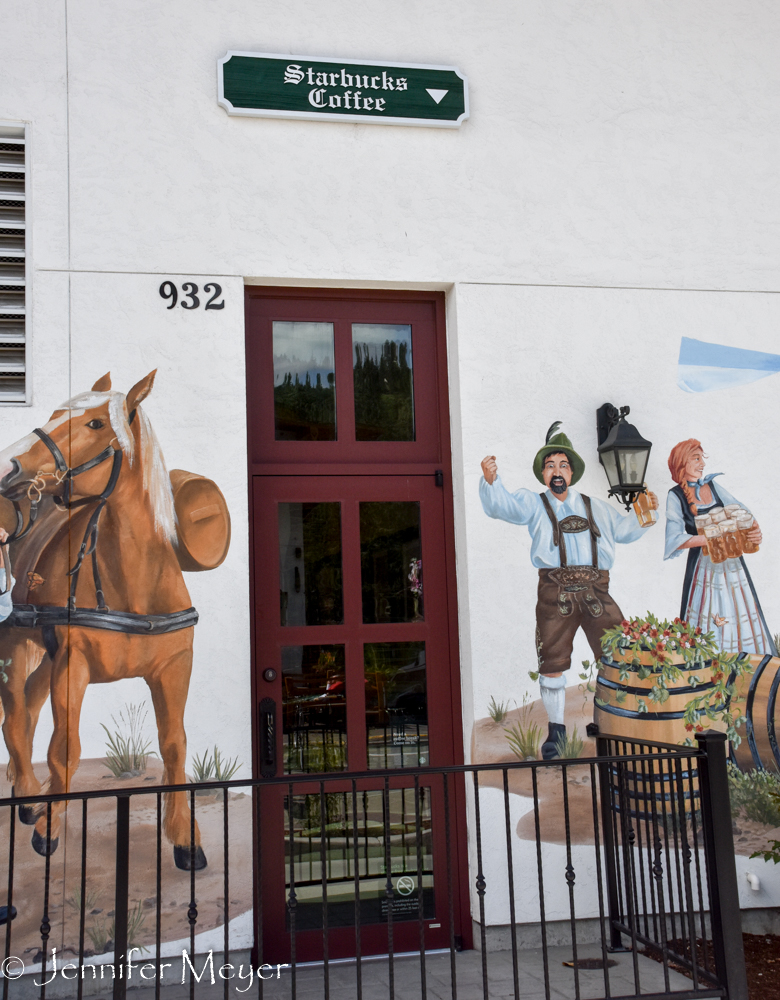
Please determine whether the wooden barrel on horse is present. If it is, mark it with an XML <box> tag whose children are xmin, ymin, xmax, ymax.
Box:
<box><xmin>593</xmin><ymin>649</ymin><xmax>721</xmax><ymax>817</ymax></box>
<box><xmin>170</xmin><ymin>469</ymin><xmax>231</xmax><ymax>572</ymax></box>
<box><xmin>730</xmin><ymin>654</ymin><xmax>780</xmax><ymax>772</ymax></box>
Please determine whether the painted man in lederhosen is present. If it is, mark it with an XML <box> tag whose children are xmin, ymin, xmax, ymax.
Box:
<box><xmin>480</xmin><ymin>423</ymin><xmax>658</xmax><ymax>759</ymax></box>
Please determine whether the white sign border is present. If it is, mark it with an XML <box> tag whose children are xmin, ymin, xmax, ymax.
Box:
<box><xmin>217</xmin><ymin>51</ymin><xmax>469</xmax><ymax>129</ymax></box>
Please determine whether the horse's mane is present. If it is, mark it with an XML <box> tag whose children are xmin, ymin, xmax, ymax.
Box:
<box><xmin>60</xmin><ymin>390</ymin><xmax>177</xmax><ymax>542</ymax></box>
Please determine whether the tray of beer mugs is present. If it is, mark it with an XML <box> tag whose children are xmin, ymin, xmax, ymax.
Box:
<box><xmin>696</xmin><ymin>505</ymin><xmax>758</xmax><ymax>563</ymax></box>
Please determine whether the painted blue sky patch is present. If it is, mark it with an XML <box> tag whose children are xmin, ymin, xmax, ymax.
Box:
<box><xmin>677</xmin><ymin>337</ymin><xmax>780</xmax><ymax>393</ymax></box>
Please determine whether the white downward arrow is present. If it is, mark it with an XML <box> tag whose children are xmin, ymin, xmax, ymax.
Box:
<box><xmin>426</xmin><ymin>88</ymin><xmax>448</xmax><ymax>105</ymax></box>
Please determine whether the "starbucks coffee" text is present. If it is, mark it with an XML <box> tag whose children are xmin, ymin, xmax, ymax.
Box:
<box><xmin>283</xmin><ymin>64</ymin><xmax>409</xmax><ymax>112</ymax></box>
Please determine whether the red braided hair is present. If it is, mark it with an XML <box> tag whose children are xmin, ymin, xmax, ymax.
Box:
<box><xmin>668</xmin><ymin>439</ymin><xmax>705</xmax><ymax>515</ymax></box>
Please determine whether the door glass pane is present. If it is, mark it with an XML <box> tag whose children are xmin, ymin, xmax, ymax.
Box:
<box><xmin>285</xmin><ymin>787</ymin><xmax>434</xmax><ymax>928</ymax></box>
<box><xmin>352</xmin><ymin>324</ymin><xmax>415</xmax><ymax>441</ymax></box>
<box><xmin>273</xmin><ymin>321</ymin><xmax>336</xmax><ymax>440</ymax></box>
<box><xmin>282</xmin><ymin>645</ymin><xmax>347</xmax><ymax>774</ymax></box>
<box><xmin>365</xmin><ymin>642</ymin><xmax>428</xmax><ymax>769</ymax></box>
<box><xmin>360</xmin><ymin>501</ymin><xmax>423</xmax><ymax>623</ymax></box>
<box><xmin>279</xmin><ymin>502</ymin><xmax>343</xmax><ymax>626</ymax></box>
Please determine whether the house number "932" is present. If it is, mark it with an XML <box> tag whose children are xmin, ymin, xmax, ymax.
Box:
<box><xmin>159</xmin><ymin>281</ymin><xmax>225</xmax><ymax>310</ymax></box>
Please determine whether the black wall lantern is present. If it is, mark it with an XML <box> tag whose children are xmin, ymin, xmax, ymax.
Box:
<box><xmin>596</xmin><ymin>404</ymin><xmax>652</xmax><ymax>510</ymax></box>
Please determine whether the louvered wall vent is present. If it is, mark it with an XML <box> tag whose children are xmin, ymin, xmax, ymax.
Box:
<box><xmin>0</xmin><ymin>123</ymin><xmax>27</xmax><ymax>403</ymax></box>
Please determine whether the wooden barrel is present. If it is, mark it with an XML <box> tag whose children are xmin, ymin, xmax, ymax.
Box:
<box><xmin>731</xmin><ymin>654</ymin><xmax>780</xmax><ymax>772</ymax></box>
<box><xmin>594</xmin><ymin>650</ymin><xmax>726</xmax><ymax>746</ymax></box>
<box><xmin>170</xmin><ymin>469</ymin><xmax>231</xmax><ymax>572</ymax></box>
<box><xmin>594</xmin><ymin>651</ymin><xmax>719</xmax><ymax>817</ymax></box>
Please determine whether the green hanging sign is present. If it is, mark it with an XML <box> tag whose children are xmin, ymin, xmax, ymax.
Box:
<box><xmin>218</xmin><ymin>51</ymin><xmax>469</xmax><ymax>128</ymax></box>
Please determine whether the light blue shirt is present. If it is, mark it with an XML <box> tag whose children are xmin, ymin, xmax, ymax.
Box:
<box><xmin>479</xmin><ymin>476</ymin><xmax>650</xmax><ymax>569</ymax></box>
<box><xmin>664</xmin><ymin>482</ymin><xmax>741</xmax><ymax>561</ymax></box>
<box><xmin>0</xmin><ymin>567</ymin><xmax>13</xmax><ymax>624</ymax></box>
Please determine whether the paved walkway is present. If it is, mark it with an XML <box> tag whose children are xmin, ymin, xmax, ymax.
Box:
<box><xmin>122</xmin><ymin>943</ymin><xmax>714</xmax><ymax>1000</ymax></box>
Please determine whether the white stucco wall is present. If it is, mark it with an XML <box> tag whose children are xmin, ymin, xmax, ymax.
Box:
<box><xmin>2</xmin><ymin>0</ymin><xmax>780</xmax><ymax>920</ymax></box>
<box><xmin>6</xmin><ymin>0</ymin><xmax>780</xmax><ymax>290</ymax></box>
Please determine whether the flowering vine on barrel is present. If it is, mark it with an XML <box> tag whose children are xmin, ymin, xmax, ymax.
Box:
<box><xmin>582</xmin><ymin>612</ymin><xmax>754</xmax><ymax>746</ymax></box>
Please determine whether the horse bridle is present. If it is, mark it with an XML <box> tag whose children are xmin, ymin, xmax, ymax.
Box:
<box><xmin>31</xmin><ymin>426</ymin><xmax>123</xmax><ymax>510</ymax></box>
<box><xmin>4</xmin><ymin>423</ymin><xmax>126</xmax><ymax>611</ymax></box>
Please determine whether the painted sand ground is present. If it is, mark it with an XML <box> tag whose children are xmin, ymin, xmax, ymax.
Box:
<box><xmin>472</xmin><ymin>689</ymin><xmax>780</xmax><ymax>854</ymax></box>
<box><xmin>0</xmin><ymin>758</ymin><xmax>253</xmax><ymax>960</ymax></box>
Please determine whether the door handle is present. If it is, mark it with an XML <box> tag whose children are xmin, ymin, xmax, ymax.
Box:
<box><xmin>259</xmin><ymin>697</ymin><xmax>277</xmax><ymax>777</ymax></box>
<box><xmin>434</xmin><ymin>469</ymin><xmax>444</xmax><ymax>487</ymax></box>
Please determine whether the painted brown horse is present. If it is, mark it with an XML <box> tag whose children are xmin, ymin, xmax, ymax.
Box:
<box><xmin>0</xmin><ymin>372</ymin><xmax>206</xmax><ymax>870</ymax></box>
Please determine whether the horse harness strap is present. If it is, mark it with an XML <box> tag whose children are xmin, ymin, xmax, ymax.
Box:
<box><xmin>539</xmin><ymin>492</ymin><xmax>600</xmax><ymax>568</ymax></box>
<box><xmin>7</xmin><ymin>605</ymin><xmax>200</xmax><ymax>660</ymax></box>
<box><xmin>30</xmin><ymin>428</ymin><xmax>126</xmax><ymax>612</ymax></box>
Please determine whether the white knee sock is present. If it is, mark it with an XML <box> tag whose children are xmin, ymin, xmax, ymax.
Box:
<box><xmin>539</xmin><ymin>674</ymin><xmax>567</xmax><ymax>726</ymax></box>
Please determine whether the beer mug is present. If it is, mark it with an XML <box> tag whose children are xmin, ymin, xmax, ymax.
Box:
<box><xmin>694</xmin><ymin>514</ymin><xmax>711</xmax><ymax>556</ymax></box>
<box><xmin>724</xmin><ymin>504</ymin><xmax>742</xmax><ymax>518</ymax></box>
<box><xmin>736</xmin><ymin>512</ymin><xmax>759</xmax><ymax>554</ymax></box>
<box><xmin>721</xmin><ymin>520</ymin><xmax>742</xmax><ymax>559</ymax></box>
<box><xmin>704</xmin><ymin>524</ymin><xmax>726</xmax><ymax>564</ymax></box>
<box><xmin>632</xmin><ymin>487</ymin><xmax>658</xmax><ymax>528</ymax></box>
<box><xmin>710</xmin><ymin>509</ymin><xmax>728</xmax><ymax>524</ymax></box>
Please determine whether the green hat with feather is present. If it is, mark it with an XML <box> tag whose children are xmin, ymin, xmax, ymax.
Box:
<box><xmin>532</xmin><ymin>421</ymin><xmax>585</xmax><ymax>486</ymax></box>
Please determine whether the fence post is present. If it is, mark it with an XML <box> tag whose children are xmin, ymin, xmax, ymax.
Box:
<box><xmin>595</xmin><ymin>734</ymin><xmax>626</xmax><ymax>950</ymax></box>
<box><xmin>695</xmin><ymin>731</ymin><xmax>749</xmax><ymax>1000</ymax></box>
<box><xmin>113</xmin><ymin>795</ymin><xmax>130</xmax><ymax>1000</ymax></box>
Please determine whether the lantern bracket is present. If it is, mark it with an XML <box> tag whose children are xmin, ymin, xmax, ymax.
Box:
<box><xmin>596</xmin><ymin>402</ymin><xmax>651</xmax><ymax>510</ymax></box>
<box><xmin>596</xmin><ymin>403</ymin><xmax>630</xmax><ymax>448</ymax></box>
<box><xmin>606</xmin><ymin>485</ymin><xmax>645</xmax><ymax>510</ymax></box>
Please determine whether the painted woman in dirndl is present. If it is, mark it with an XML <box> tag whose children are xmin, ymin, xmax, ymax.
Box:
<box><xmin>664</xmin><ymin>439</ymin><xmax>776</xmax><ymax>655</ymax></box>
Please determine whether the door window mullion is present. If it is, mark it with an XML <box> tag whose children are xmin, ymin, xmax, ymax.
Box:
<box><xmin>334</xmin><ymin>318</ymin><xmax>356</xmax><ymax>445</ymax></box>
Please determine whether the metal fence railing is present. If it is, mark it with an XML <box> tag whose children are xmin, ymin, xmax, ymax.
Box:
<box><xmin>0</xmin><ymin>730</ymin><xmax>748</xmax><ymax>1000</ymax></box>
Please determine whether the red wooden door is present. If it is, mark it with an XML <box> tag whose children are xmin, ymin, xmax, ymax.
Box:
<box><xmin>245</xmin><ymin>289</ymin><xmax>468</xmax><ymax>963</ymax></box>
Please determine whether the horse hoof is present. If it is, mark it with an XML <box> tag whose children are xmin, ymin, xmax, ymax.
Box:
<box><xmin>18</xmin><ymin>804</ymin><xmax>37</xmax><ymax>826</ymax></box>
<box><xmin>31</xmin><ymin>829</ymin><xmax>59</xmax><ymax>857</ymax></box>
<box><xmin>173</xmin><ymin>845</ymin><xmax>207</xmax><ymax>871</ymax></box>
<box><xmin>12</xmin><ymin>788</ymin><xmax>38</xmax><ymax>826</ymax></box>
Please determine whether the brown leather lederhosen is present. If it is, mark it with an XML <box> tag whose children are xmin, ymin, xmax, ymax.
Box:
<box><xmin>535</xmin><ymin>493</ymin><xmax>624</xmax><ymax>674</ymax></box>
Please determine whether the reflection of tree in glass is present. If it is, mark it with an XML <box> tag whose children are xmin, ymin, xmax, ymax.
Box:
<box><xmin>354</xmin><ymin>340</ymin><xmax>414</xmax><ymax>441</ymax></box>
<box><xmin>300</xmin><ymin>790</ymin><xmax>347</xmax><ymax>833</ymax></box>
<box><xmin>274</xmin><ymin>370</ymin><xmax>336</xmax><ymax>441</ymax></box>
<box><xmin>360</xmin><ymin>502</ymin><xmax>422</xmax><ymax>623</ymax></box>
<box><xmin>365</xmin><ymin>643</ymin><xmax>402</xmax><ymax>719</ymax></box>
<box><xmin>302</xmin><ymin>503</ymin><xmax>344</xmax><ymax>625</ymax></box>
<box><xmin>364</xmin><ymin>642</ymin><xmax>427</xmax><ymax>727</ymax></box>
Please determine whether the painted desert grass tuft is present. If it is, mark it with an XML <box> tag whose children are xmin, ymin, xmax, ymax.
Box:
<box><xmin>66</xmin><ymin>886</ymin><xmax>100</xmax><ymax>916</ymax></box>
<box><xmin>504</xmin><ymin>692</ymin><xmax>544</xmax><ymax>760</ymax></box>
<box><xmin>555</xmin><ymin>726</ymin><xmax>584</xmax><ymax>759</ymax></box>
<box><xmin>488</xmin><ymin>695</ymin><xmax>511</xmax><ymax>724</ymax></box>
<box><xmin>192</xmin><ymin>745</ymin><xmax>242</xmax><ymax>783</ymax></box>
<box><xmin>88</xmin><ymin>900</ymin><xmax>147</xmax><ymax>955</ymax></box>
<box><xmin>101</xmin><ymin>703</ymin><xmax>155</xmax><ymax>777</ymax></box>
<box><xmin>504</xmin><ymin>719</ymin><xmax>542</xmax><ymax>760</ymax></box>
